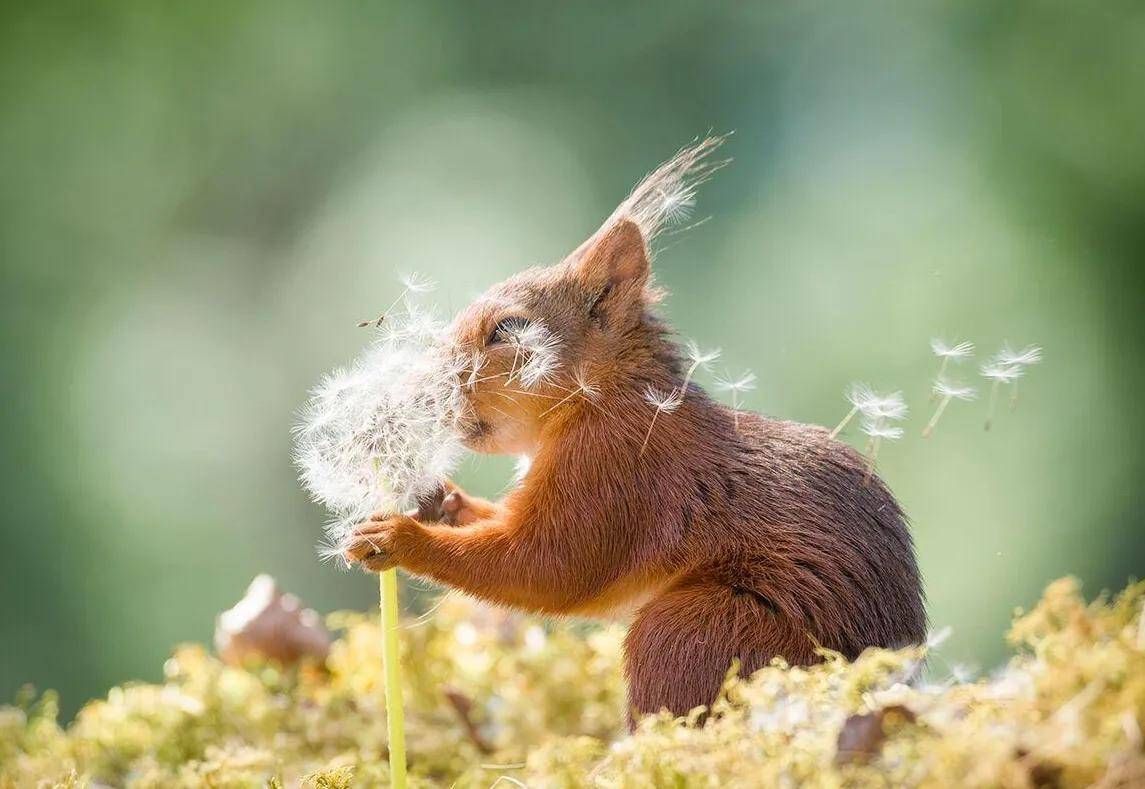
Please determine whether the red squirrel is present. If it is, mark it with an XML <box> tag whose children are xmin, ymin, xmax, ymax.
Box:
<box><xmin>344</xmin><ymin>137</ymin><xmax>926</xmax><ymax>724</ymax></box>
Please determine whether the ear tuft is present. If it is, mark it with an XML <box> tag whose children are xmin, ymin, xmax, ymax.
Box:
<box><xmin>577</xmin><ymin>220</ymin><xmax>649</xmax><ymax>286</ymax></box>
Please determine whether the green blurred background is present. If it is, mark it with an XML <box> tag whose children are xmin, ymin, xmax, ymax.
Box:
<box><xmin>3</xmin><ymin>2</ymin><xmax>1143</xmax><ymax>717</ymax></box>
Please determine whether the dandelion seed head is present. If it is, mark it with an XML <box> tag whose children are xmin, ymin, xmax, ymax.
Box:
<box><xmin>643</xmin><ymin>385</ymin><xmax>683</xmax><ymax>413</ymax></box>
<box><xmin>295</xmin><ymin>305</ymin><xmax>468</xmax><ymax>552</ymax></box>
<box><xmin>930</xmin><ymin>338</ymin><xmax>975</xmax><ymax>359</ymax></box>
<box><xmin>932</xmin><ymin>378</ymin><xmax>978</xmax><ymax>401</ymax></box>
<box><xmin>997</xmin><ymin>344</ymin><xmax>1043</xmax><ymax>367</ymax></box>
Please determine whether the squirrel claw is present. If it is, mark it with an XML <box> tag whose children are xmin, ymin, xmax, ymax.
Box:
<box><xmin>343</xmin><ymin>517</ymin><xmax>407</xmax><ymax>572</ymax></box>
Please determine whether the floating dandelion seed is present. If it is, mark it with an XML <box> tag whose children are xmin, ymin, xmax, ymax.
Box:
<box><xmin>997</xmin><ymin>344</ymin><xmax>1044</xmax><ymax>367</ymax></box>
<box><xmin>679</xmin><ymin>341</ymin><xmax>722</xmax><ymax>398</ymax></box>
<box><xmin>684</xmin><ymin>340</ymin><xmax>722</xmax><ymax>370</ymax></box>
<box><xmin>618</xmin><ymin>135</ymin><xmax>731</xmax><ymax>243</ymax></box>
<box><xmin>464</xmin><ymin>351</ymin><xmax>486</xmax><ymax>391</ymax></box>
<box><xmin>639</xmin><ymin>341</ymin><xmax>720</xmax><ymax>456</ymax></box>
<box><xmin>357</xmin><ymin>272</ymin><xmax>438</xmax><ymax>328</ymax></box>
<box><xmin>829</xmin><ymin>384</ymin><xmax>906</xmax><ymax>440</ymax></box>
<box><xmin>929</xmin><ymin>338</ymin><xmax>974</xmax><ymax>399</ymax></box>
<box><xmin>922</xmin><ymin>379</ymin><xmax>977</xmax><ymax>438</ymax></box>
<box><xmin>400</xmin><ymin>272</ymin><xmax>436</xmax><ymax>294</ymax></box>
<box><xmin>640</xmin><ymin>385</ymin><xmax>683</xmax><ymax>455</ymax></box>
<box><xmin>644</xmin><ymin>385</ymin><xmax>684</xmax><ymax>412</ymax></box>
<box><xmin>996</xmin><ymin>344</ymin><xmax>1043</xmax><ymax>410</ymax></box>
<box><xmin>715</xmin><ymin>370</ymin><xmax>756</xmax><ymax>431</ymax></box>
<box><xmin>980</xmin><ymin>362</ymin><xmax>1024</xmax><ymax>431</ymax></box>
<box><xmin>502</xmin><ymin>321</ymin><xmax>562</xmax><ymax>388</ymax></box>
<box><xmin>926</xmin><ymin>625</ymin><xmax>954</xmax><ymax>650</ymax></box>
<box><xmin>572</xmin><ymin>366</ymin><xmax>601</xmax><ymax>402</ymax></box>
<box><xmin>861</xmin><ymin>418</ymin><xmax>904</xmax><ymax>483</ymax></box>
<box><xmin>539</xmin><ymin>365</ymin><xmax>601</xmax><ymax>417</ymax></box>
<box><xmin>830</xmin><ymin>383</ymin><xmax>874</xmax><ymax>439</ymax></box>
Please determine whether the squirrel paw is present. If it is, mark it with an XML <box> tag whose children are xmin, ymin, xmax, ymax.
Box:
<box><xmin>413</xmin><ymin>481</ymin><xmax>488</xmax><ymax>527</ymax></box>
<box><xmin>342</xmin><ymin>513</ymin><xmax>417</xmax><ymax>572</ymax></box>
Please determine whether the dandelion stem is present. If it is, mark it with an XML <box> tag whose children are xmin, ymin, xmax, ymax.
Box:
<box><xmin>829</xmin><ymin>406</ymin><xmax>859</xmax><ymax>440</ymax></box>
<box><xmin>985</xmin><ymin>379</ymin><xmax>1000</xmax><ymax>431</ymax></box>
<box><xmin>639</xmin><ymin>410</ymin><xmax>661</xmax><ymax>456</ymax></box>
<box><xmin>1009</xmin><ymin>379</ymin><xmax>1020</xmax><ymax>411</ymax></box>
<box><xmin>922</xmin><ymin>396</ymin><xmax>951</xmax><ymax>438</ymax></box>
<box><xmin>864</xmin><ymin>435</ymin><xmax>882</xmax><ymax>484</ymax></box>
<box><xmin>359</xmin><ymin>288</ymin><xmax>414</xmax><ymax>328</ymax></box>
<box><xmin>680</xmin><ymin>361</ymin><xmax>702</xmax><ymax>393</ymax></box>
<box><xmin>930</xmin><ymin>358</ymin><xmax>950</xmax><ymax>402</ymax></box>
<box><xmin>380</xmin><ymin>570</ymin><xmax>407</xmax><ymax>789</ymax></box>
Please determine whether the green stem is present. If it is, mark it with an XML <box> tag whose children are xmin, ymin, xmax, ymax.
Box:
<box><xmin>380</xmin><ymin>570</ymin><xmax>407</xmax><ymax>789</ymax></box>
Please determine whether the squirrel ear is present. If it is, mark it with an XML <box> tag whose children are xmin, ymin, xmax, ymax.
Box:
<box><xmin>576</xmin><ymin>219</ymin><xmax>649</xmax><ymax>286</ymax></box>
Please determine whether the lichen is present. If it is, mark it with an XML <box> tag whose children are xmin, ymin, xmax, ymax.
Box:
<box><xmin>3</xmin><ymin>578</ymin><xmax>1142</xmax><ymax>788</ymax></box>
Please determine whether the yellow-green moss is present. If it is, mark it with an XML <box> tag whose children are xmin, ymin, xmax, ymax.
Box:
<box><xmin>3</xmin><ymin>578</ymin><xmax>1142</xmax><ymax>787</ymax></box>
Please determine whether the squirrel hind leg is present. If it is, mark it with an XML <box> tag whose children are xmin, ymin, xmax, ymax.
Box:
<box><xmin>622</xmin><ymin>574</ymin><xmax>818</xmax><ymax>729</ymax></box>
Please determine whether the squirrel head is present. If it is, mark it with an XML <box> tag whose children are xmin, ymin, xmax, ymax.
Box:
<box><xmin>445</xmin><ymin>136</ymin><xmax>728</xmax><ymax>455</ymax></box>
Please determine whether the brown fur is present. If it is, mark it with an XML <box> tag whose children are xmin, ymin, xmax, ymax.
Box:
<box><xmin>346</xmin><ymin>209</ymin><xmax>926</xmax><ymax>727</ymax></box>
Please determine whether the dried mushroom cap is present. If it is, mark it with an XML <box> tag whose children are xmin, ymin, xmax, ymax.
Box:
<box><xmin>215</xmin><ymin>574</ymin><xmax>331</xmax><ymax>666</ymax></box>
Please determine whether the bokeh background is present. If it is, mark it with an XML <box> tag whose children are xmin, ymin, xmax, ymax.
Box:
<box><xmin>3</xmin><ymin>2</ymin><xmax>1143</xmax><ymax>717</ymax></box>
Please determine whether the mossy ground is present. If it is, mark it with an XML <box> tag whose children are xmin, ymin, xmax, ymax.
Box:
<box><xmin>2</xmin><ymin>577</ymin><xmax>1142</xmax><ymax>788</ymax></box>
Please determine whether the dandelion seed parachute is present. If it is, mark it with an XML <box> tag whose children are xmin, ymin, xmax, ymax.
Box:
<box><xmin>932</xmin><ymin>379</ymin><xmax>978</xmax><ymax>402</ymax></box>
<box><xmin>716</xmin><ymin>370</ymin><xmax>756</xmax><ymax>432</ymax></box>
<box><xmin>929</xmin><ymin>338</ymin><xmax>975</xmax><ymax>359</ymax></box>
<box><xmin>715</xmin><ymin>371</ymin><xmax>757</xmax><ymax>394</ymax></box>
<box><xmin>929</xmin><ymin>338</ymin><xmax>975</xmax><ymax>389</ymax></box>
<box><xmin>830</xmin><ymin>384</ymin><xmax>906</xmax><ymax>440</ymax></box>
<box><xmin>922</xmin><ymin>378</ymin><xmax>977</xmax><ymax>438</ymax></box>
<box><xmin>980</xmin><ymin>362</ymin><xmax>1024</xmax><ymax>430</ymax></box>
<box><xmin>996</xmin><ymin>344</ymin><xmax>1043</xmax><ymax>367</ymax></box>
<box><xmin>643</xmin><ymin>384</ymin><xmax>684</xmax><ymax>413</ymax></box>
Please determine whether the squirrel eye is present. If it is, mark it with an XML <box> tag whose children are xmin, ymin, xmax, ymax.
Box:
<box><xmin>487</xmin><ymin>316</ymin><xmax>530</xmax><ymax>346</ymax></box>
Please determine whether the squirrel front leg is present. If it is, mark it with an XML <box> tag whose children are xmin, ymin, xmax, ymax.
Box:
<box><xmin>345</xmin><ymin>502</ymin><xmax>622</xmax><ymax>614</ymax></box>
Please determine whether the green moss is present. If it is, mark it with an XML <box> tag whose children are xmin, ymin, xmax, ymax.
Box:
<box><xmin>3</xmin><ymin>579</ymin><xmax>1142</xmax><ymax>787</ymax></box>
